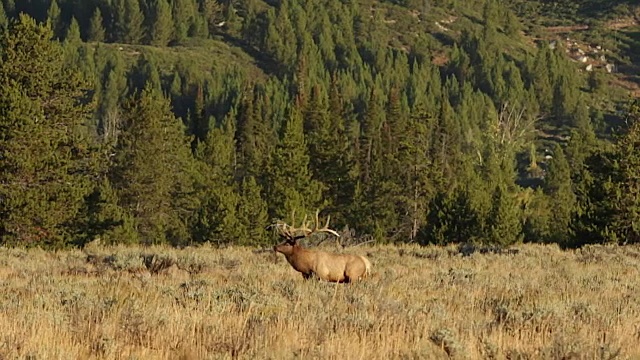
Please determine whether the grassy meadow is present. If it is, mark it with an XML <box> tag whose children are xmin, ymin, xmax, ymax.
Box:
<box><xmin>0</xmin><ymin>242</ymin><xmax>638</xmax><ymax>359</ymax></box>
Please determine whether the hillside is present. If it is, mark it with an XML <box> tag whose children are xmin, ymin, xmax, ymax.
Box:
<box><xmin>1</xmin><ymin>0</ymin><xmax>640</xmax><ymax>249</ymax></box>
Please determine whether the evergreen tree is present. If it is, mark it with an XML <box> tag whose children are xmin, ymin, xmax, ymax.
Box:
<box><xmin>149</xmin><ymin>0</ymin><xmax>172</xmax><ymax>46</ymax></box>
<box><xmin>62</xmin><ymin>18</ymin><xmax>83</xmax><ymax>68</ymax></box>
<box><xmin>47</xmin><ymin>0</ymin><xmax>62</xmax><ymax>38</ymax></box>
<box><xmin>570</xmin><ymin>148</ymin><xmax>616</xmax><ymax>247</ymax></box>
<box><xmin>65</xmin><ymin>17</ymin><xmax>82</xmax><ymax>44</ymax></box>
<box><xmin>503</xmin><ymin>8</ymin><xmax>521</xmax><ymax>37</ymax></box>
<box><xmin>430</xmin><ymin>93</ymin><xmax>461</xmax><ymax>187</ymax></box>
<box><xmin>607</xmin><ymin>113</ymin><xmax>640</xmax><ymax>244</ymax></box>
<box><xmin>113</xmin><ymin>0</ymin><xmax>145</xmax><ymax>43</ymax></box>
<box><xmin>237</xmin><ymin>175</ymin><xmax>269</xmax><ymax>245</ymax></box>
<box><xmin>98</xmin><ymin>66</ymin><xmax>126</xmax><ymax>145</ymax></box>
<box><xmin>530</xmin><ymin>45</ymin><xmax>554</xmax><ymax>113</ymax></box>
<box><xmin>111</xmin><ymin>85</ymin><xmax>198</xmax><ymax>245</ymax></box>
<box><xmin>193</xmin><ymin>113</ymin><xmax>244</xmax><ymax>245</ymax></box>
<box><xmin>265</xmin><ymin>104</ymin><xmax>323</xmax><ymax>220</ymax></box>
<box><xmin>202</xmin><ymin>0</ymin><xmax>223</xmax><ymax>35</ymax></box>
<box><xmin>236</xmin><ymin>87</ymin><xmax>273</xmax><ymax>181</ymax></box>
<box><xmin>406</xmin><ymin>105</ymin><xmax>434</xmax><ymax>241</ymax></box>
<box><xmin>543</xmin><ymin>144</ymin><xmax>575</xmax><ymax>245</ymax></box>
<box><xmin>88</xmin><ymin>7</ymin><xmax>106</xmax><ymax>42</ymax></box>
<box><xmin>352</xmin><ymin>86</ymin><xmax>386</xmax><ymax>237</ymax></box>
<box><xmin>486</xmin><ymin>184</ymin><xmax>523</xmax><ymax>246</ymax></box>
<box><xmin>552</xmin><ymin>73</ymin><xmax>579</xmax><ymax>125</ymax></box>
<box><xmin>172</xmin><ymin>0</ymin><xmax>195</xmax><ymax>43</ymax></box>
<box><xmin>419</xmin><ymin>188</ymin><xmax>481</xmax><ymax>245</ymax></box>
<box><xmin>0</xmin><ymin>2</ymin><xmax>7</xmax><ymax>29</ymax></box>
<box><xmin>522</xmin><ymin>188</ymin><xmax>551</xmax><ymax>243</ymax></box>
<box><xmin>124</xmin><ymin>0</ymin><xmax>145</xmax><ymax>44</ymax></box>
<box><xmin>263</xmin><ymin>2</ymin><xmax>297</xmax><ymax>71</ymax></box>
<box><xmin>76</xmin><ymin>178</ymin><xmax>138</xmax><ymax>245</ymax></box>
<box><xmin>0</xmin><ymin>15</ymin><xmax>99</xmax><ymax>247</ymax></box>
<box><xmin>305</xmin><ymin>85</ymin><xmax>351</xmax><ymax>219</ymax></box>
<box><xmin>359</xmin><ymin>87</ymin><xmax>385</xmax><ymax>186</ymax></box>
<box><xmin>482</xmin><ymin>0</ymin><xmax>499</xmax><ymax>45</ymax></box>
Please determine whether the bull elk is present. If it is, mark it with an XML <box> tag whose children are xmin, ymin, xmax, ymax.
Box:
<box><xmin>271</xmin><ymin>210</ymin><xmax>371</xmax><ymax>283</ymax></box>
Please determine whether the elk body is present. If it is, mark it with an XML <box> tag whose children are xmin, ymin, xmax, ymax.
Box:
<box><xmin>271</xmin><ymin>211</ymin><xmax>371</xmax><ymax>283</ymax></box>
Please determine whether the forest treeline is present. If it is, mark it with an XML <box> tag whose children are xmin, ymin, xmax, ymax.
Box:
<box><xmin>0</xmin><ymin>0</ymin><xmax>639</xmax><ymax>249</ymax></box>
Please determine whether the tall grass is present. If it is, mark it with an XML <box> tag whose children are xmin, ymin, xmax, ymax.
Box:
<box><xmin>0</xmin><ymin>243</ymin><xmax>638</xmax><ymax>359</ymax></box>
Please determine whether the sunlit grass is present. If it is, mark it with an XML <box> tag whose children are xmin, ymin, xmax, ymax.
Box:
<box><xmin>0</xmin><ymin>242</ymin><xmax>638</xmax><ymax>359</ymax></box>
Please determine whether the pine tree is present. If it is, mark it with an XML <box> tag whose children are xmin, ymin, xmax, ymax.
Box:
<box><xmin>406</xmin><ymin>104</ymin><xmax>434</xmax><ymax>241</ymax></box>
<box><xmin>236</xmin><ymin>87</ymin><xmax>273</xmax><ymax>181</ymax></box>
<box><xmin>531</xmin><ymin>45</ymin><xmax>554</xmax><ymax>113</ymax></box>
<box><xmin>608</xmin><ymin>112</ymin><xmax>640</xmax><ymax>244</ymax></box>
<box><xmin>62</xmin><ymin>18</ymin><xmax>83</xmax><ymax>68</ymax></box>
<box><xmin>88</xmin><ymin>7</ymin><xmax>106</xmax><ymax>42</ymax></box>
<box><xmin>430</xmin><ymin>93</ymin><xmax>461</xmax><ymax>187</ymax></box>
<box><xmin>503</xmin><ymin>8</ymin><xmax>521</xmax><ymax>37</ymax></box>
<box><xmin>570</xmin><ymin>148</ymin><xmax>616</xmax><ymax>247</ymax></box>
<box><xmin>383</xmin><ymin>87</ymin><xmax>409</xmax><ymax>171</ymax></box>
<box><xmin>359</xmin><ymin>87</ymin><xmax>384</xmax><ymax>187</ymax></box>
<box><xmin>0</xmin><ymin>15</ymin><xmax>100</xmax><ymax>247</ymax></box>
<box><xmin>76</xmin><ymin>178</ymin><xmax>139</xmax><ymax>245</ymax></box>
<box><xmin>113</xmin><ymin>0</ymin><xmax>145</xmax><ymax>43</ymax></box>
<box><xmin>522</xmin><ymin>187</ymin><xmax>551</xmax><ymax>243</ymax></box>
<box><xmin>543</xmin><ymin>144</ymin><xmax>575</xmax><ymax>245</ymax></box>
<box><xmin>111</xmin><ymin>85</ymin><xmax>198</xmax><ymax>245</ymax></box>
<box><xmin>65</xmin><ymin>17</ymin><xmax>82</xmax><ymax>44</ymax></box>
<box><xmin>552</xmin><ymin>73</ymin><xmax>579</xmax><ymax>125</ymax></box>
<box><xmin>265</xmin><ymin>104</ymin><xmax>323</xmax><ymax>220</ymax></box>
<box><xmin>305</xmin><ymin>85</ymin><xmax>350</xmax><ymax>219</ymax></box>
<box><xmin>98</xmin><ymin>67</ymin><xmax>126</xmax><ymax>145</ymax></box>
<box><xmin>419</xmin><ymin>188</ymin><xmax>481</xmax><ymax>245</ymax></box>
<box><xmin>0</xmin><ymin>2</ymin><xmax>7</xmax><ymax>29</ymax></box>
<box><xmin>47</xmin><ymin>0</ymin><xmax>62</xmax><ymax>38</ymax></box>
<box><xmin>149</xmin><ymin>0</ymin><xmax>172</xmax><ymax>46</ymax></box>
<box><xmin>172</xmin><ymin>0</ymin><xmax>195</xmax><ymax>43</ymax></box>
<box><xmin>486</xmin><ymin>184</ymin><xmax>523</xmax><ymax>246</ymax></box>
<box><xmin>263</xmin><ymin>2</ymin><xmax>297</xmax><ymax>71</ymax></box>
<box><xmin>202</xmin><ymin>0</ymin><xmax>223</xmax><ymax>35</ymax></box>
<box><xmin>237</xmin><ymin>175</ymin><xmax>269</xmax><ymax>245</ymax></box>
<box><xmin>352</xmin><ymin>86</ymin><xmax>386</xmax><ymax>237</ymax></box>
<box><xmin>193</xmin><ymin>113</ymin><xmax>244</xmax><ymax>245</ymax></box>
<box><xmin>124</xmin><ymin>0</ymin><xmax>145</xmax><ymax>44</ymax></box>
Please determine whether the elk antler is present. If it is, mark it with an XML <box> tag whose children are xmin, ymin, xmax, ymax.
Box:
<box><xmin>272</xmin><ymin>209</ymin><xmax>340</xmax><ymax>242</ymax></box>
<box><xmin>308</xmin><ymin>209</ymin><xmax>340</xmax><ymax>238</ymax></box>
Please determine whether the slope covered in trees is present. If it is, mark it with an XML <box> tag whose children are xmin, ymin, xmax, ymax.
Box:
<box><xmin>0</xmin><ymin>0</ymin><xmax>639</xmax><ymax>248</ymax></box>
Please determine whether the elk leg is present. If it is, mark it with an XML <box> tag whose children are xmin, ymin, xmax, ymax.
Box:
<box><xmin>302</xmin><ymin>272</ymin><xmax>313</xmax><ymax>280</ymax></box>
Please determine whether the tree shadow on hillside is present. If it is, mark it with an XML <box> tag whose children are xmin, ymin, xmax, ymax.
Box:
<box><xmin>615</xmin><ymin>29</ymin><xmax>640</xmax><ymax>95</ymax></box>
<box><xmin>216</xmin><ymin>33</ymin><xmax>285</xmax><ymax>79</ymax></box>
<box><xmin>431</xmin><ymin>32</ymin><xmax>455</xmax><ymax>47</ymax></box>
<box><xmin>576</xmin><ymin>0</ymin><xmax>639</xmax><ymax>19</ymax></box>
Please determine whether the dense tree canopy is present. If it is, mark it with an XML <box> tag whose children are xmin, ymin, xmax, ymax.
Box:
<box><xmin>0</xmin><ymin>0</ymin><xmax>638</xmax><ymax>248</ymax></box>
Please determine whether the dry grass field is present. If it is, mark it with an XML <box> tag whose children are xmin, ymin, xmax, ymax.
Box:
<box><xmin>0</xmin><ymin>242</ymin><xmax>639</xmax><ymax>359</ymax></box>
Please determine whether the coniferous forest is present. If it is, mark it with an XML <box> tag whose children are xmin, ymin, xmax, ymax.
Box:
<box><xmin>1</xmin><ymin>0</ymin><xmax>639</xmax><ymax>249</ymax></box>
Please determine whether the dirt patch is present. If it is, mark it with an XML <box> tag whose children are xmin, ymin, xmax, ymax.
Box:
<box><xmin>431</xmin><ymin>52</ymin><xmax>449</xmax><ymax>66</ymax></box>
<box><xmin>606</xmin><ymin>18</ymin><xmax>639</xmax><ymax>30</ymax></box>
<box><xmin>545</xmin><ymin>24</ymin><xmax>590</xmax><ymax>33</ymax></box>
<box><xmin>543</xmin><ymin>17</ymin><xmax>638</xmax><ymax>34</ymax></box>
